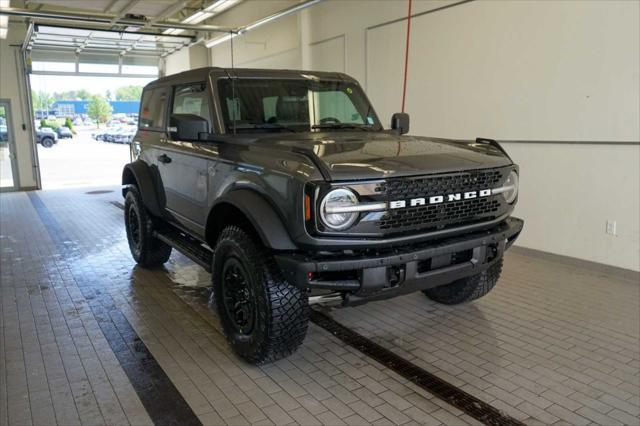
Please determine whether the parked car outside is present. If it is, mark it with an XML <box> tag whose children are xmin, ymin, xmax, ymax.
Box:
<box><xmin>36</xmin><ymin>127</ymin><xmax>58</xmax><ymax>148</ymax></box>
<box><xmin>0</xmin><ymin>125</ymin><xmax>7</xmax><ymax>145</ymax></box>
<box><xmin>56</xmin><ymin>126</ymin><xmax>73</xmax><ymax>139</ymax></box>
<box><xmin>104</xmin><ymin>127</ymin><xmax>122</xmax><ymax>143</ymax></box>
<box><xmin>114</xmin><ymin>128</ymin><xmax>136</xmax><ymax>144</ymax></box>
<box><xmin>92</xmin><ymin>129</ymin><xmax>106</xmax><ymax>141</ymax></box>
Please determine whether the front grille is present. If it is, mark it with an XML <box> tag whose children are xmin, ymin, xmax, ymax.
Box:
<box><xmin>372</xmin><ymin>168</ymin><xmax>510</xmax><ymax>234</ymax></box>
<box><xmin>379</xmin><ymin>197</ymin><xmax>502</xmax><ymax>231</ymax></box>
<box><xmin>377</xmin><ymin>169</ymin><xmax>504</xmax><ymax>200</ymax></box>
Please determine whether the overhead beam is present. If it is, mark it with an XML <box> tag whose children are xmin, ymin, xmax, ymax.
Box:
<box><xmin>0</xmin><ymin>6</ymin><xmax>235</xmax><ymax>33</ymax></box>
<box><xmin>145</xmin><ymin>0</ymin><xmax>189</xmax><ymax>27</ymax></box>
<box><xmin>104</xmin><ymin>0</ymin><xmax>120</xmax><ymax>13</ymax></box>
<box><xmin>110</xmin><ymin>0</ymin><xmax>141</xmax><ymax>25</ymax></box>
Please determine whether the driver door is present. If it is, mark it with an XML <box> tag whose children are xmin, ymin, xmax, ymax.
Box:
<box><xmin>157</xmin><ymin>82</ymin><xmax>213</xmax><ymax>234</ymax></box>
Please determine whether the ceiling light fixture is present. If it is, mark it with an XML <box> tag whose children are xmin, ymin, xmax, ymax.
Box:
<box><xmin>162</xmin><ymin>0</ymin><xmax>240</xmax><ymax>36</ymax></box>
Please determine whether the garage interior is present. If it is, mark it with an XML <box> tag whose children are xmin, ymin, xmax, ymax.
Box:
<box><xmin>0</xmin><ymin>1</ymin><xmax>639</xmax><ymax>425</ymax></box>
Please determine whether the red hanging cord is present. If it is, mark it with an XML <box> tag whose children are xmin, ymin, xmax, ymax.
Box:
<box><xmin>401</xmin><ymin>0</ymin><xmax>413</xmax><ymax>113</ymax></box>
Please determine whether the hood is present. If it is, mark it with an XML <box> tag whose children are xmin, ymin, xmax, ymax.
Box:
<box><xmin>254</xmin><ymin>132</ymin><xmax>513</xmax><ymax>181</ymax></box>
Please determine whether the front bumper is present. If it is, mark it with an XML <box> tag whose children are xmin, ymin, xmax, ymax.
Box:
<box><xmin>276</xmin><ymin>217</ymin><xmax>523</xmax><ymax>305</ymax></box>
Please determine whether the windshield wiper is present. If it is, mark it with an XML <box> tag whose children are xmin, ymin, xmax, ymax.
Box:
<box><xmin>234</xmin><ymin>123</ymin><xmax>297</xmax><ymax>133</ymax></box>
<box><xmin>311</xmin><ymin>123</ymin><xmax>373</xmax><ymax>131</ymax></box>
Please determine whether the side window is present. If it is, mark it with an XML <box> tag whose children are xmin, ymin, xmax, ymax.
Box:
<box><xmin>139</xmin><ymin>88</ymin><xmax>168</xmax><ymax>129</ymax></box>
<box><xmin>171</xmin><ymin>83</ymin><xmax>211</xmax><ymax>128</ymax></box>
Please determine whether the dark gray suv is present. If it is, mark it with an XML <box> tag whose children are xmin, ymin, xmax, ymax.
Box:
<box><xmin>122</xmin><ymin>67</ymin><xmax>523</xmax><ymax>364</ymax></box>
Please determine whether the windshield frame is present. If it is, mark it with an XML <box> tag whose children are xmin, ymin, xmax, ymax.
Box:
<box><xmin>215</xmin><ymin>76</ymin><xmax>383</xmax><ymax>135</ymax></box>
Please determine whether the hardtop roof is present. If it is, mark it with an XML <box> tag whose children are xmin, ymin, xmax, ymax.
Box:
<box><xmin>144</xmin><ymin>67</ymin><xmax>359</xmax><ymax>89</ymax></box>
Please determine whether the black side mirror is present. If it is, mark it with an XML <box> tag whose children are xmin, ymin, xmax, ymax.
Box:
<box><xmin>391</xmin><ymin>112</ymin><xmax>410</xmax><ymax>135</ymax></box>
<box><xmin>169</xmin><ymin>114</ymin><xmax>209</xmax><ymax>141</ymax></box>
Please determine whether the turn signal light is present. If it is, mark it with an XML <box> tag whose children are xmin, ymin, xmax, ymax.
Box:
<box><xmin>305</xmin><ymin>194</ymin><xmax>311</xmax><ymax>221</ymax></box>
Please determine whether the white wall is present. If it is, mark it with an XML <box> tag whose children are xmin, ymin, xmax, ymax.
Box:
<box><xmin>0</xmin><ymin>22</ymin><xmax>38</xmax><ymax>190</ymax></box>
<box><xmin>164</xmin><ymin>0</ymin><xmax>640</xmax><ymax>270</ymax></box>
<box><xmin>209</xmin><ymin>0</ymin><xmax>301</xmax><ymax>69</ymax></box>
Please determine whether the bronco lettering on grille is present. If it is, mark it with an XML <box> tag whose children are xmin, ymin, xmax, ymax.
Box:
<box><xmin>390</xmin><ymin>189</ymin><xmax>492</xmax><ymax>209</ymax></box>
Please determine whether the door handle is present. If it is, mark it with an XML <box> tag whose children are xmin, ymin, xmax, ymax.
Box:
<box><xmin>158</xmin><ymin>154</ymin><xmax>172</xmax><ymax>164</ymax></box>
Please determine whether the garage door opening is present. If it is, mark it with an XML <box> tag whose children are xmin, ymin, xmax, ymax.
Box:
<box><xmin>31</xmin><ymin>73</ymin><xmax>155</xmax><ymax>189</ymax></box>
<box><xmin>25</xmin><ymin>24</ymin><xmax>193</xmax><ymax>189</ymax></box>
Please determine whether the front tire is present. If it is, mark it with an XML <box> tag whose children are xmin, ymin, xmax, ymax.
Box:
<box><xmin>41</xmin><ymin>138</ymin><xmax>54</xmax><ymax>148</ymax></box>
<box><xmin>422</xmin><ymin>258</ymin><xmax>503</xmax><ymax>305</ymax></box>
<box><xmin>212</xmin><ymin>226</ymin><xmax>309</xmax><ymax>364</ymax></box>
<box><xmin>124</xmin><ymin>186</ymin><xmax>172</xmax><ymax>267</ymax></box>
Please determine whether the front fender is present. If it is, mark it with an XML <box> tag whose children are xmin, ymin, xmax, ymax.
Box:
<box><xmin>210</xmin><ymin>189</ymin><xmax>297</xmax><ymax>251</ymax></box>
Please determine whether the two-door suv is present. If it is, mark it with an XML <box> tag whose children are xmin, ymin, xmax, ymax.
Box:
<box><xmin>122</xmin><ymin>67</ymin><xmax>523</xmax><ymax>364</ymax></box>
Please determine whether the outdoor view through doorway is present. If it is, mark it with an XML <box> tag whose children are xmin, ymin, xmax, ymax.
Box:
<box><xmin>31</xmin><ymin>73</ymin><xmax>155</xmax><ymax>189</ymax></box>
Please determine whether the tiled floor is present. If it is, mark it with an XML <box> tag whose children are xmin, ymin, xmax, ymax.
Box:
<box><xmin>1</xmin><ymin>187</ymin><xmax>638</xmax><ymax>426</ymax></box>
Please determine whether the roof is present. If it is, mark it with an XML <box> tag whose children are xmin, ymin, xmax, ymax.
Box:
<box><xmin>145</xmin><ymin>67</ymin><xmax>359</xmax><ymax>88</ymax></box>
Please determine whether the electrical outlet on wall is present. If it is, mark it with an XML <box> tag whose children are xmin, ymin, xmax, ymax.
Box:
<box><xmin>606</xmin><ymin>220</ymin><xmax>617</xmax><ymax>236</ymax></box>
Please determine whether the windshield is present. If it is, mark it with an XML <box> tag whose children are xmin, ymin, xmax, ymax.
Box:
<box><xmin>218</xmin><ymin>78</ymin><xmax>381</xmax><ymax>133</ymax></box>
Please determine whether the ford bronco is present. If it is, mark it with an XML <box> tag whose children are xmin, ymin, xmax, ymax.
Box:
<box><xmin>122</xmin><ymin>67</ymin><xmax>523</xmax><ymax>364</ymax></box>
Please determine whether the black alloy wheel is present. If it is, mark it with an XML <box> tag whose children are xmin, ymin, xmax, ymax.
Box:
<box><xmin>221</xmin><ymin>257</ymin><xmax>256</xmax><ymax>336</ymax></box>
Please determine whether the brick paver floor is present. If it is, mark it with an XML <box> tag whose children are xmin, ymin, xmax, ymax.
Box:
<box><xmin>1</xmin><ymin>187</ymin><xmax>638</xmax><ymax>425</ymax></box>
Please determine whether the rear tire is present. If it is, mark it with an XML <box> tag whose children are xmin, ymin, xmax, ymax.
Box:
<box><xmin>124</xmin><ymin>186</ymin><xmax>172</xmax><ymax>267</ymax></box>
<box><xmin>422</xmin><ymin>258</ymin><xmax>503</xmax><ymax>305</ymax></box>
<box><xmin>212</xmin><ymin>226</ymin><xmax>309</xmax><ymax>364</ymax></box>
<box><xmin>41</xmin><ymin>138</ymin><xmax>54</xmax><ymax>148</ymax></box>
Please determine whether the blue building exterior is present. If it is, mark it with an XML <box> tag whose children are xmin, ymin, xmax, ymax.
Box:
<box><xmin>52</xmin><ymin>100</ymin><xmax>140</xmax><ymax>116</ymax></box>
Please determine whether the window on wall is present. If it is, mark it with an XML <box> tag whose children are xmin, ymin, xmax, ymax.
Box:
<box><xmin>171</xmin><ymin>83</ymin><xmax>211</xmax><ymax>128</ymax></box>
<box><xmin>139</xmin><ymin>88</ymin><xmax>168</xmax><ymax>130</ymax></box>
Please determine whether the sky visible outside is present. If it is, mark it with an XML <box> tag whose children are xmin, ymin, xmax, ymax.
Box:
<box><xmin>30</xmin><ymin>74</ymin><xmax>155</xmax><ymax>97</ymax></box>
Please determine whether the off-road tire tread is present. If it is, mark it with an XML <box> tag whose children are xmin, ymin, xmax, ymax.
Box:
<box><xmin>213</xmin><ymin>226</ymin><xmax>309</xmax><ymax>364</ymax></box>
<box><xmin>124</xmin><ymin>185</ymin><xmax>172</xmax><ymax>267</ymax></box>
<box><xmin>422</xmin><ymin>258</ymin><xmax>503</xmax><ymax>305</ymax></box>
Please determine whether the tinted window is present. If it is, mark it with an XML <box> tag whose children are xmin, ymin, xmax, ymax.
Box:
<box><xmin>139</xmin><ymin>88</ymin><xmax>168</xmax><ymax>129</ymax></box>
<box><xmin>217</xmin><ymin>79</ymin><xmax>380</xmax><ymax>133</ymax></box>
<box><xmin>171</xmin><ymin>83</ymin><xmax>211</xmax><ymax>128</ymax></box>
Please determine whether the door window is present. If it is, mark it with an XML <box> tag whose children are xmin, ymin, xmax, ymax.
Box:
<box><xmin>171</xmin><ymin>83</ymin><xmax>211</xmax><ymax>128</ymax></box>
<box><xmin>139</xmin><ymin>87</ymin><xmax>168</xmax><ymax>130</ymax></box>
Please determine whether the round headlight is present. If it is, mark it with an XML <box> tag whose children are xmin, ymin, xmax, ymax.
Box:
<box><xmin>502</xmin><ymin>171</ymin><xmax>519</xmax><ymax>204</ymax></box>
<box><xmin>320</xmin><ymin>188</ymin><xmax>359</xmax><ymax>231</ymax></box>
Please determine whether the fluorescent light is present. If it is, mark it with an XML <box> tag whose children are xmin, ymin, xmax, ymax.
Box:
<box><xmin>163</xmin><ymin>28</ymin><xmax>184</xmax><ymax>35</ymax></box>
<box><xmin>0</xmin><ymin>16</ymin><xmax>7</xmax><ymax>27</ymax></box>
<box><xmin>204</xmin><ymin>0</ymin><xmax>240</xmax><ymax>13</ymax></box>
<box><xmin>162</xmin><ymin>0</ymin><xmax>241</xmax><ymax>35</ymax></box>
<box><xmin>204</xmin><ymin>32</ymin><xmax>238</xmax><ymax>48</ymax></box>
<box><xmin>183</xmin><ymin>11</ymin><xmax>211</xmax><ymax>24</ymax></box>
<box><xmin>0</xmin><ymin>0</ymin><xmax>9</xmax><ymax>8</ymax></box>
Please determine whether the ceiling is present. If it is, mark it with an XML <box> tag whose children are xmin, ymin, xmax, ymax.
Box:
<box><xmin>22</xmin><ymin>0</ymin><xmax>208</xmax><ymax>23</ymax></box>
<box><xmin>10</xmin><ymin>1</ymin><xmax>244</xmax><ymax>76</ymax></box>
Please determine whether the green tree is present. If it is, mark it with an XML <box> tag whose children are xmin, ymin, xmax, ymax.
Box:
<box><xmin>115</xmin><ymin>85</ymin><xmax>143</xmax><ymax>101</ymax></box>
<box><xmin>77</xmin><ymin>90</ymin><xmax>91</xmax><ymax>100</ymax></box>
<box><xmin>87</xmin><ymin>95</ymin><xmax>112</xmax><ymax>127</ymax></box>
<box><xmin>32</xmin><ymin>90</ymin><xmax>54</xmax><ymax>114</ymax></box>
<box><xmin>64</xmin><ymin>117</ymin><xmax>74</xmax><ymax>132</ymax></box>
<box><xmin>52</xmin><ymin>90</ymin><xmax>92</xmax><ymax>100</ymax></box>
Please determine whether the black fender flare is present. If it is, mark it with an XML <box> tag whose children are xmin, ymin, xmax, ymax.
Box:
<box><xmin>121</xmin><ymin>160</ymin><xmax>163</xmax><ymax>217</ymax></box>
<box><xmin>209</xmin><ymin>189</ymin><xmax>297</xmax><ymax>251</ymax></box>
